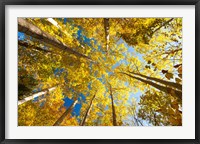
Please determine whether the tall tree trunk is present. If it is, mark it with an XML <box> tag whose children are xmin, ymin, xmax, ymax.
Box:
<box><xmin>18</xmin><ymin>86</ymin><xmax>57</xmax><ymax>105</ymax></box>
<box><xmin>18</xmin><ymin>40</ymin><xmax>52</xmax><ymax>53</ymax></box>
<box><xmin>18</xmin><ymin>18</ymin><xmax>94</xmax><ymax>62</ymax></box>
<box><xmin>109</xmin><ymin>84</ymin><xmax>117</xmax><ymax>126</ymax></box>
<box><xmin>46</xmin><ymin>18</ymin><xmax>61</xmax><ymax>29</ymax></box>
<box><xmin>80</xmin><ymin>94</ymin><xmax>96</xmax><ymax>126</ymax></box>
<box><xmin>53</xmin><ymin>99</ymin><xmax>78</xmax><ymax>126</ymax></box>
<box><xmin>130</xmin><ymin>72</ymin><xmax>182</xmax><ymax>91</ymax></box>
<box><xmin>104</xmin><ymin>18</ymin><xmax>110</xmax><ymax>55</ymax></box>
<box><xmin>121</xmin><ymin>72</ymin><xmax>182</xmax><ymax>100</ymax></box>
<box><xmin>47</xmin><ymin>18</ymin><xmax>88</xmax><ymax>52</ymax></box>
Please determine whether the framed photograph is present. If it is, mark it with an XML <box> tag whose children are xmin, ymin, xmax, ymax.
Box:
<box><xmin>0</xmin><ymin>0</ymin><xmax>199</xmax><ymax>143</ymax></box>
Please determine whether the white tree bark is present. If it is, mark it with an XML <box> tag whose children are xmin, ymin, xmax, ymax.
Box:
<box><xmin>18</xmin><ymin>18</ymin><xmax>94</xmax><ymax>62</ymax></box>
<box><xmin>80</xmin><ymin>94</ymin><xmax>96</xmax><ymax>126</ymax></box>
<box><xmin>47</xmin><ymin>18</ymin><xmax>87</xmax><ymax>50</ymax></box>
<box><xmin>18</xmin><ymin>86</ymin><xmax>57</xmax><ymax>105</ymax></box>
<box><xmin>104</xmin><ymin>18</ymin><xmax>110</xmax><ymax>55</ymax></box>
<box><xmin>53</xmin><ymin>99</ymin><xmax>78</xmax><ymax>126</ymax></box>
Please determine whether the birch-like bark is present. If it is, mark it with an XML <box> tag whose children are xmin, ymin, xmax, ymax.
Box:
<box><xmin>47</xmin><ymin>18</ymin><xmax>87</xmax><ymax>50</ymax></box>
<box><xmin>18</xmin><ymin>40</ymin><xmax>52</xmax><ymax>53</ymax></box>
<box><xmin>104</xmin><ymin>18</ymin><xmax>110</xmax><ymax>55</ymax></box>
<box><xmin>121</xmin><ymin>72</ymin><xmax>182</xmax><ymax>100</ymax></box>
<box><xmin>53</xmin><ymin>99</ymin><xmax>78</xmax><ymax>126</ymax></box>
<box><xmin>130</xmin><ymin>72</ymin><xmax>182</xmax><ymax>91</ymax></box>
<box><xmin>18</xmin><ymin>18</ymin><xmax>93</xmax><ymax>62</ymax></box>
<box><xmin>109</xmin><ymin>84</ymin><xmax>117</xmax><ymax>126</ymax></box>
<box><xmin>80</xmin><ymin>94</ymin><xmax>96</xmax><ymax>126</ymax></box>
<box><xmin>18</xmin><ymin>86</ymin><xmax>57</xmax><ymax>105</ymax></box>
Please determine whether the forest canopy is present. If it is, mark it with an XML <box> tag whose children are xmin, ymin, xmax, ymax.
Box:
<box><xmin>18</xmin><ymin>18</ymin><xmax>182</xmax><ymax>126</ymax></box>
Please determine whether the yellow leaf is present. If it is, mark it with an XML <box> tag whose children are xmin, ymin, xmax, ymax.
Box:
<box><xmin>81</xmin><ymin>63</ymin><xmax>85</xmax><ymax>67</ymax></box>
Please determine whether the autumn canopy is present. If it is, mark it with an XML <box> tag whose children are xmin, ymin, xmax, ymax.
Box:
<box><xmin>18</xmin><ymin>18</ymin><xmax>182</xmax><ymax>126</ymax></box>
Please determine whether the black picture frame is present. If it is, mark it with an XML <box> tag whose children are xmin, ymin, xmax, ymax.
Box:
<box><xmin>0</xmin><ymin>0</ymin><xmax>199</xmax><ymax>143</ymax></box>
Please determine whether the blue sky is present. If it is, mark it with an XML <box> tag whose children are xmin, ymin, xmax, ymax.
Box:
<box><xmin>18</xmin><ymin>32</ymin><xmax>25</xmax><ymax>40</ymax></box>
<box><xmin>18</xmin><ymin>19</ymin><xmax>146</xmax><ymax>125</ymax></box>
